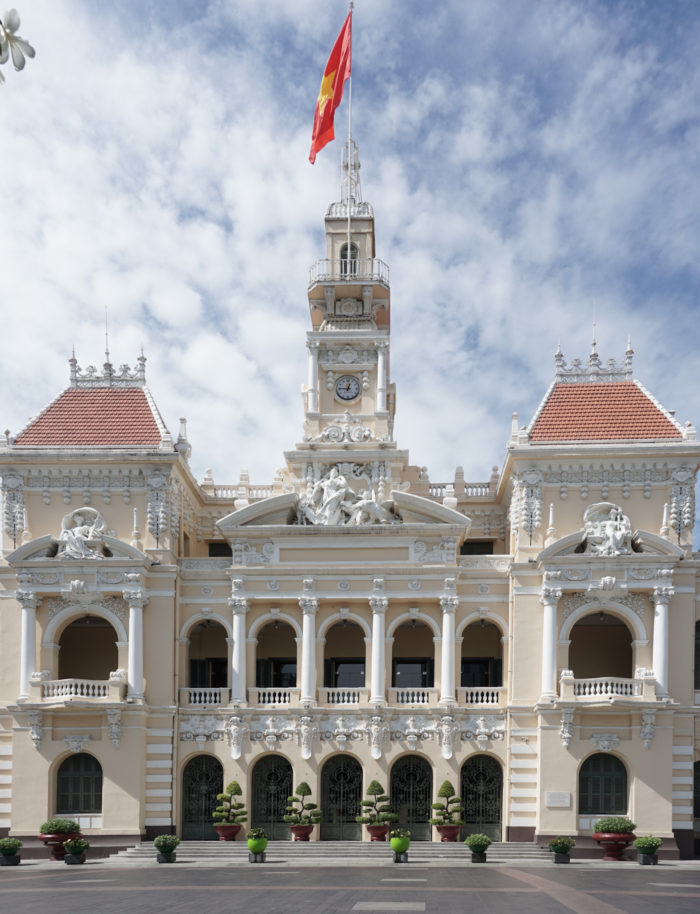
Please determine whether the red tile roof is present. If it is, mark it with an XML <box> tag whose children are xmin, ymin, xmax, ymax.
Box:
<box><xmin>14</xmin><ymin>388</ymin><xmax>164</xmax><ymax>447</ymax></box>
<box><xmin>529</xmin><ymin>382</ymin><xmax>682</xmax><ymax>442</ymax></box>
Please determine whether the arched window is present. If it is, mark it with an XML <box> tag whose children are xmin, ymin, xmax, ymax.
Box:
<box><xmin>578</xmin><ymin>754</ymin><xmax>627</xmax><ymax>815</ymax></box>
<box><xmin>340</xmin><ymin>242</ymin><xmax>359</xmax><ymax>276</ymax></box>
<box><xmin>57</xmin><ymin>753</ymin><xmax>103</xmax><ymax>815</ymax></box>
<box><xmin>58</xmin><ymin>617</ymin><xmax>118</xmax><ymax>681</ymax></box>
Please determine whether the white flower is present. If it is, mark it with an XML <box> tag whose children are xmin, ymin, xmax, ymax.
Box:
<box><xmin>0</xmin><ymin>9</ymin><xmax>35</xmax><ymax>72</ymax></box>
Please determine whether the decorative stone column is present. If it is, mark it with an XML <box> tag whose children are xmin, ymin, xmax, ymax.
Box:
<box><xmin>306</xmin><ymin>341</ymin><xmax>319</xmax><ymax>413</ymax></box>
<box><xmin>376</xmin><ymin>341</ymin><xmax>387</xmax><ymax>412</ymax></box>
<box><xmin>539</xmin><ymin>586</ymin><xmax>561</xmax><ymax>701</ymax></box>
<box><xmin>229</xmin><ymin>580</ymin><xmax>249</xmax><ymax>705</ymax></box>
<box><xmin>17</xmin><ymin>579</ymin><xmax>38</xmax><ymax>701</ymax></box>
<box><xmin>369</xmin><ymin>594</ymin><xmax>388</xmax><ymax>706</ymax></box>
<box><xmin>652</xmin><ymin>585</ymin><xmax>674</xmax><ymax>697</ymax></box>
<box><xmin>299</xmin><ymin>581</ymin><xmax>318</xmax><ymax>706</ymax></box>
<box><xmin>123</xmin><ymin>575</ymin><xmax>148</xmax><ymax>701</ymax></box>
<box><xmin>439</xmin><ymin>592</ymin><xmax>458</xmax><ymax>705</ymax></box>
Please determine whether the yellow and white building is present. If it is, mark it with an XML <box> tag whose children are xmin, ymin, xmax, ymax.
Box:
<box><xmin>1</xmin><ymin>145</ymin><xmax>699</xmax><ymax>856</ymax></box>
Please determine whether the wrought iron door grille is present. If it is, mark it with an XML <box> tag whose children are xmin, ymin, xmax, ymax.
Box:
<box><xmin>251</xmin><ymin>754</ymin><xmax>293</xmax><ymax>841</ymax></box>
<box><xmin>461</xmin><ymin>755</ymin><xmax>502</xmax><ymax>841</ymax></box>
<box><xmin>182</xmin><ymin>755</ymin><xmax>223</xmax><ymax>840</ymax></box>
<box><xmin>321</xmin><ymin>755</ymin><xmax>362</xmax><ymax>840</ymax></box>
<box><xmin>390</xmin><ymin>756</ymin><xmax>432</xmax><ymax>841</ymax></box>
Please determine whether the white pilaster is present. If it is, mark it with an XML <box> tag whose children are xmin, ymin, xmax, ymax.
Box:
<box><xmin>228</xmin><ymin>589</ymin><xmax>249</xmax><ymax>704</ymax></box>
<box><xmin>539</xmin><ymin>586</ymin><xmax>561</xmax><ymax>701</ymax></box>
<box><xmin>299</xmin><ymin>589</ymin><xmax>318</xmax><ymax>706</ymax></box>
<box><xmin>652</xmin><ymin>585</ymin><xmax>673</xmax><ymax>697</ymax></box>
<box><xmin>17</xmin><ymin>588</ymin><xmax>38</xmax><ymax>701</ymax></box>
<box><xmin>376</xmin><ymin>341</ymin><xmax>387</xmax><ymax>412</ymax></box>
<box><xmin>369</xmin><ymin>594</ymin><xmax>388</xmax><ymax>705</ymax></box>
<box><xmin>440</xmin><ymin>594</ymin><xmax>458</xmax><ymax>705</ymax></box>
<box><xmin>307</xmin><ymin>341</ymin><xmax>319</xmax><ymax>413</ymax></box>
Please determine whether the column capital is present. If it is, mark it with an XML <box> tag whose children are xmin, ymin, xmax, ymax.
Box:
<box><xmin>16</xmin><ymin>588</ymin><xmax>38</xmax><ymax>611</ymax></box>
<box><xmin>440</xmin><ymin>595</ymin><xmax>459</xmax><ymax>613</ymax></box>
<box><xmin>369</xmin><ymin>595</ymin><xmax>388</xmax><ymax>614</ymax></box>
<box><xmin>122</xmin><ymin>588</ymin><xmax>148</xmax><ymax>610</ymax></box>
<box><xmin>228</xmin><ymin>596</ymin><xmax>249</xmax><ymax>614</ymax></box>
<box><xmin>539</xmin><ymin>586</ymin><xmax>562</xmax><ymax>606</ymax></box>
<box><xmin>299</xmin><ymin>595</ymin><xmax>319</xmax><ymax>614</ymax></box>
<box><xmin>652</xmin><ymin>585</ymin><xmax>674</xmax><ymax>606</ymax></box>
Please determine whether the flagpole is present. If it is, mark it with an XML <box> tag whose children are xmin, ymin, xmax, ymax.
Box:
<box><xmin>346</xmin><ymin>1</ymin><xmax>353</xmax><ymax>273</ymax></box>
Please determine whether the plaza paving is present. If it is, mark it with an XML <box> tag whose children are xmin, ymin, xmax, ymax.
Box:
<box><xmin>1</xmin><ymin>859</ymin><xmax>700</xmax><ymax>914</ymax></box>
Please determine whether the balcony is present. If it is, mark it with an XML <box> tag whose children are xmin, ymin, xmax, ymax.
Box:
<box><xmin>318</xmin><ymin>687</ymin><xmax>369</xmax><ymax>706</ymax></box>
<box><xmin>456</xmin><ymin>686</ymin><xmax>504</xmax><ymax>706</ymax></box>
<box><xmin>559</xmin><ymin>671</ymin><xmax>657</xmax><ymax>702</ymax></box>
<box><xmin>179</xmin><ymin>687</ymin><xmax>230</xmax><ymax>708</ymax></box>
<box><xmin>388</xmin><ymin>687</ymin><xmax>439</xmax><ymax>706</ymax></box>
<box><xmin>248</xmin><ymin>687</ymin><xmax>300</xmax><ymax>707</ymax></box>
<box><xmin>31</xmin><ymin>672</ymin><xmax>127</xmax><ymax>703</ymax></box>
<box><xmin>308</xmin><ymin>258</ymin><xmax>390</xmax><ymax>289</ymax></box>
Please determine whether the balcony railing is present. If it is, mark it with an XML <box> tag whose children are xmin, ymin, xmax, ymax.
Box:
<box><xmin>457</xmin><ymin>686</ymin><xmax>503</xmax><ymax>706</ymax></box>
<box><xmin>559</xmin><ymin>672</ymin><xmax>656</xmax><ymax>702</ymax></box>
<box><xmin>309</xmin><ymin>258</ymin><xmax>389</xmax><ymax>287</ymax></box>
<box><xmin>179</xmin><ymin>687</ymin><xmax>230</xmax><ymax>707</ymax></box>
<box><xmin>388</xmin><ymin>687</ymin><xmax>439</xmax><ymax>706</ymax></box>
<box><xmin>318</xmin><ymin>687</ymin><xmax>368</xmax><ymax>706</ymax></box>
<box><xmin>34</xmin><ymin>676</ymin><xmax>126</xmax><ymax>702</ymax></box>
<box><xmin>249</xmin><ymin>687</ymin><xmax>299</xmax><ymax>707</ymax></box>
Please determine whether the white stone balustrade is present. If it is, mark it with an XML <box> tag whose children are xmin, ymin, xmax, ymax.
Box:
<box><xmin>249</xmin><ymin>687</ymin><xmax>299</xmax><ymax>706</ymax></box>
<box><xmin>319</xmin><ymin>687</ymin><xmax>368</xmax><ymax>706</ymax></box>
<box><xmin>389</xmin><ymin>687</ymin><xmax>439</xmax><ymax>706</ymax></box>
<box><xmin>559</xmin><ymin>673</ymin><xmax>655</xmax><ymax>701</ymax></box>
<box><xmin>457</xmin><ymin>686</ymin><xmax>503</xmax><ymax>705</ymax></box>
<box><xmin>37</xmin><ymin>678</ymin><xmax>125</xmax><ymax>701</ymax></box>
<box><xmin>179</xmin><ymin>687</ymin><xmax>230</xmax><ymax>707</ymax></box>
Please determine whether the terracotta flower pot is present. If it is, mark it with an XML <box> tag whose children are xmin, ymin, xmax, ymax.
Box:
<box><xmin>289</xmin><ymin>825</ymin><xmax>314</xmax><ymax>842</ymax></box>
<box><xmin>213</xmin><ymin>824</ymin><xmax>242</xmax><ymax>842</ymax></box>
<box><xmin>436</xmin><ymin>824</ymin><xmax>462</xmax><ymax>843</ymax></box>
<box><xmin>37</xmin><ymin>832</ymin><xmax>82</xmax><ymax>861</ymax></box>
<box><xmin>366</xmin><ymin>824</ymin><xmax>390</xmax><ymax>842</ymax></box>
<box><xmin>592</xmin><ymin>831</ymin><xmax>635</xmax><ymax>861</ymax></box>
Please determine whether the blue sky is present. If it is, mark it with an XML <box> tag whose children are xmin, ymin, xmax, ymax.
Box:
<box><xmin>2</xmin><ymin>1</ymin><xmax>700</xmax><ymax>509</ymax></box>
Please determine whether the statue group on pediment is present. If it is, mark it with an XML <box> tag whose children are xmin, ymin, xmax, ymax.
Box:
<box><xmin>297</xmin><ymin>467</ymin><xmax>401</xmax><ymax>526</ymax></box>
<box><xmin>57</xmin><ymin>508</ymin><xmax>107</xmax><ymax>559</ymax></box>
<box><xmin>580</xmin><ymin>502</ymin><xmax>635</xmax><ymax>556</ymax></box>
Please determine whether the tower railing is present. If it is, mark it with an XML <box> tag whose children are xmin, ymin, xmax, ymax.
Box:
<box><xmin>309</xmin><ymin>258</ymin><xmax>390</xmax><ymax>286</ymax></box>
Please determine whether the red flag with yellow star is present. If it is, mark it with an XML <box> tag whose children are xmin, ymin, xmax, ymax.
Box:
<box><xmin>309</xmin><ymin>11</ymin><xmax>352</xmax><ymax>164</ymax></box>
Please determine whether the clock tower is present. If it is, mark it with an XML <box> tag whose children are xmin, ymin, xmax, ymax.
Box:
<box><xmin>283</xmin><ymin>141</ymin><xmax>406</xmax><ymax>500</ymax></box>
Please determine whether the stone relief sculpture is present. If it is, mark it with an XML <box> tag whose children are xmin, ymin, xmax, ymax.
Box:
<box><xmin>579</xmin><ymin>502</ymin><xmax>637</xmax><ymax>556</ymax></box>
<box><xmin>297</xmin><ymin>467</ymin><xmax>401</xmax><ymax>526</ymax></box>
<box><xmin>57</xmin><ymin>508</ymin><xmax>107</xmax><ymax>559</ymax></box>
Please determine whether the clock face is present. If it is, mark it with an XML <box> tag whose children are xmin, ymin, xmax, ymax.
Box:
<box><xmin>335</xmin><ymin>375</ymin><xmax>361</xmax><ymax>401</ymax></box>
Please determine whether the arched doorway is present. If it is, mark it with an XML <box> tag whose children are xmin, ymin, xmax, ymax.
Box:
<box><xmin>57</xmin><ymin>753</ymin><xmax>103</xmax><ymax>824</ymax></box>
<box><xmin>188</xmin><ymin>620</ymin><xmax>228</xmax><ymax>689</ymax></box>
<box><xmin>324</xmin><ymin>622</ymin><xmax>366</xmax><ymax>691</ymax></box>
<box><xmin>569</xmin><ymin>613</ymin><xmax>632</xmax><ymax>679</ymax></box>
<box><xmin>181</xmin><ymin>755</ymin><xmax>223</xmax><ymax>840</ymax></box>
<box><xmin>461</xmin><ymin>755</ymin><xmax>502</xmax><ymax>841</ymax></box>
<box><xmin>251</xmin><ymin>754</ymin><xmax>293</xmax><ymax>840</ymax></box>
<box><xmin>578</xmin><ymin>754</ymin><xmax>627</xmax><ymax>816</ymax></box>
<box><xmin>461</xmin><ymin>621</ymin><xmax>503</xmax><ymax>689</ymax></box>
<box><xmin>256</xmin><ymin>622</ymin><xmax>297</xmax><ymax>690</ymax></box>
<box><xmin>321</xmin><ymin>755</ymin><xmax>362</xmax><ymax>840</ymax></box>
<box><xmin>58</xmin><ymin>617</ymin><xmax>117</xmax><ymax>680</ymax></box>
<box><xmin>390</xmin><ymin>755</ymin><xmax>432</xmax><ymax>841</ymax></box>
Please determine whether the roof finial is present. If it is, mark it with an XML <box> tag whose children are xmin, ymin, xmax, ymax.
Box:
<box><xmin>104</xmin><ymin>305</ymin><xmax>111</xmax><ymax>364</ymax></box>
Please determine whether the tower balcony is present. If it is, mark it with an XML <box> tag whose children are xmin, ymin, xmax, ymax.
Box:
<box><xmin>308</xmin><ymin>258</ymin><xmax>390</xmax><ymax>292</ymax></box>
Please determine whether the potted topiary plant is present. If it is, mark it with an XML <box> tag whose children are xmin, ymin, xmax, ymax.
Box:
<box><xmin>0</xmin><ymin>837</ymin><xmax>22</xmax><ymax>866</ymax></box>
<box><xmin>429</xmin><ymin>780</ymin><xmax>465</xmax><ymax>842</ymax></box>
<box><xmin>592</xmin><ymin>816</ymin><xmax>636</xmax><ymax>861</ymax></box>
<box><xmin>548</xmin><ymin>836</ymin><xmax>575</xmax><ymax>863</ymax></box>
<box><xmin>356</xmin><ymin>780</ymin><xmax>398</xmax><ymax>841</ymax></box>
<box><xmin>63</xmin><ymin>837</ymin><xmax>89</xmax><ymax>865</ymax></box>
<box><xmin>38</xmin><ymin>818</ymin><xmax>82</xmax><ymax>861</ymax></box>
<box><xmin>212</xmin><ymin>780</ymin><xmax>248</xmax><ymax>841</ymax></box>
<box><xmin>284</xmin><ymin>782</ymin><xmax>321</xmax><ymax>841</ymax></box>
<box><xmin>247</xmin><ymin>826</ymin><xmax>268</xmax><ymax>863</ymax></box>
<box><xmin>153</xmin><ymin>834</ymin><xmax>180</xmax><ymax>863</ymax></box>
<box><xmin>465</xmin><ymin>833</ymin><xmax>491</xmax><ymax>862</ymax></box>
<box><xmin>633</xmin><ymin>835</ymin><xmax>662</xmax><ymax>865</ymax></box>
<box><xmin>389</xmin><ymin>828</ymin><xmax>410</xmax><ymax>862</ymax></box>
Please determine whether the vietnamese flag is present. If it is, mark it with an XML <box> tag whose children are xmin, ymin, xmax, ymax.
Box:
<box><xmin>309</xmin><ymin>11</ymin><xmax>352</xmax><ymax>164</ymax></box>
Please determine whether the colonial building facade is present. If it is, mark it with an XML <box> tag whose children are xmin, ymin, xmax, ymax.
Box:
<box><xmin>1</xmin><ymin>145</ymin><xmax>699</xmax><ymax>856</ymax></box>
